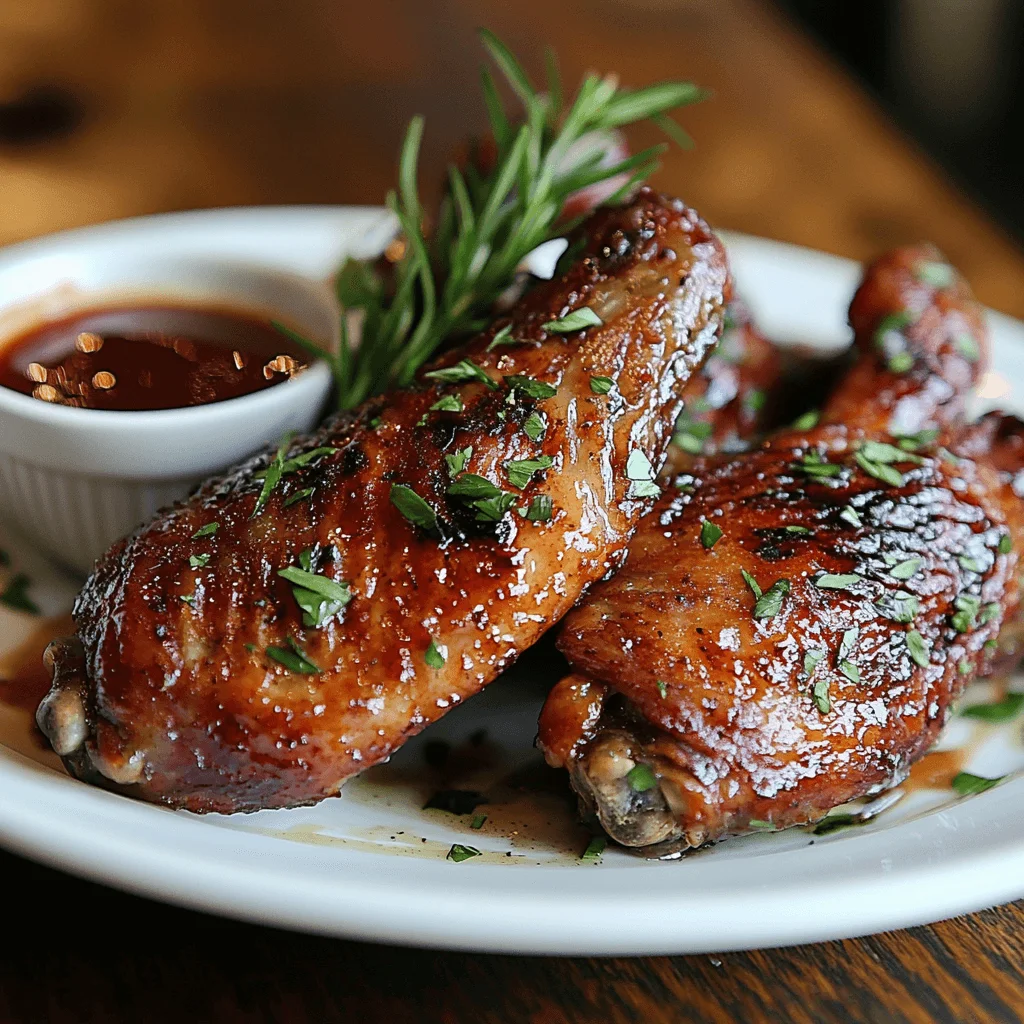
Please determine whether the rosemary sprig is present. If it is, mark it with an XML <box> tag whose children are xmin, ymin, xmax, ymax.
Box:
<box><xmin>293</xmin><ymin>30</ymin><xmax>704</xmax><ymax>410</ymax></box>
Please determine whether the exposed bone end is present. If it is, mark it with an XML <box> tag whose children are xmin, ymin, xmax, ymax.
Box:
<box><xmin>37</xmin><ymin>634</ymin><xmax>146</xmax><ymax>789</ymax></box>
<box><xmin>36</xmin><ymin>684</ymin><xmax>87</xmax><ymax>756</ymax></box>
<box><xmin>37</xmin><ymin>637</ymin><xmax>89</xmax><ymax>756</ymax></box>
<box><xmin>572</xmin><ymin>729</ymin><xmax>684</xmax><ymax>849</ymax></box>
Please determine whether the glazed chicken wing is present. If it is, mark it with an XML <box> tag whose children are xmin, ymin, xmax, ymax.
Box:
<box><xmin>667</xmin><ymin>299</ymin><xmax>782</xmax><ymax>472</ymax></box>
<box><xmin>37</xmin><ymin>190</ymin><xmax>730</xmax><ymax>813</ymax></box>
<box><xmin>540</xmin><ymin>246</ymin><xmax>1024</xmax><ymax>851</ymax></box>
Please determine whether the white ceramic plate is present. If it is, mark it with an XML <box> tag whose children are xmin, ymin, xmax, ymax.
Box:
<box><xmin>0</xmin><ymin>208</ymin><xmax>1022</xmax><ymax>956</ymax></box>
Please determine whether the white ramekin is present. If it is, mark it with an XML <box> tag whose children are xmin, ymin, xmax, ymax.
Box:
<box><xmin>0</xmin><ymin>250</ymin><xmax>337</xmax><ymax>574</ymax></box>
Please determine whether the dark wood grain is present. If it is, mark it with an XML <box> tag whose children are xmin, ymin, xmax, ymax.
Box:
<box><xmin>1</xmin><ymin>1</ymin><xmax>1023</xmax><ymax>1021</ymax></box>
<box><xmin>3</xmin><ymin>847</ymin><xmax>1022</xmax><ymax>1024</ymax></box>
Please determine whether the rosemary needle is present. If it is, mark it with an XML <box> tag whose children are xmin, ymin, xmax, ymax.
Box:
<box><xmin>284</xmin><ymin>30</ymin><xmax>705</xmax><ymax>410</ymax></box>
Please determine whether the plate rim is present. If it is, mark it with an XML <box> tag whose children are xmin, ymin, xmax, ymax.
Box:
<box><xmin>1</xmin><ymin>205</ymin><xmax>1022</xmax><ymax>955</ymax></box>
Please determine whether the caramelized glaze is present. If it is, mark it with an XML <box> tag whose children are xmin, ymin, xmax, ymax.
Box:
<box><xmin>38</xmin><ymin>190</ymin><xmax>731</xmax><ymax>813</ymax></box>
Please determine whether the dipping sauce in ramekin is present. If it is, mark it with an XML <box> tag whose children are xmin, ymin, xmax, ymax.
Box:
<box><xmin>0</xmin><ymin>243</ymin><xmax>338</xmax><ymax>574</ymax></box>
<box><xmin>0</xmin><ymin>306</ymin><xmax>309</xmax><ymax>412</ymax></box>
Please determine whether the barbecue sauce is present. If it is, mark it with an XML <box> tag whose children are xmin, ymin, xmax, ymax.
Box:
<box><xmin>0</xmin><ymin>306</ymin><xmax>310</xmax><ymax>411</ymax></box>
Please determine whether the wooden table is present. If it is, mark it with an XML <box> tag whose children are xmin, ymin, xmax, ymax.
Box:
<box><xmin>1</xmin><ymin>1</ymin><xmax>1022</xmax><ymax>1021</ymax></box>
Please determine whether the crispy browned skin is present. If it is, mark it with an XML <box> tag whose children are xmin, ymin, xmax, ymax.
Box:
<box><xmin>540</xmin><ymin>246</ymin><xmax>1020</xmax><ymax>851</ymax></box>
<box><xmin>667</xmin><ymin>299</ymin><xmax>783</xmax><ymax>473</ymax></box>
<box><xmin>956</xmin><ymin>412</ymin><xmax>1024</xmax><ymax>670</ymax></box>
<box><xmin>36</xmin><ymin>190</ymin><xmax>730</xmax><ymax>813</ymax></box>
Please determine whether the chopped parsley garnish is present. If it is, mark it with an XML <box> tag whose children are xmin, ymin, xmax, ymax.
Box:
<box><xmin>424</xmin><ymin>639</ymin><xmax>447</xmax><ymax>669</ymax></box>
<box><xmin>673</xmin><ymin>430</ymin><xmax>705</xmax><ymax>455</ymax></box>
<box><xmin>839</xmin><ymin>505</ymin><xmax>863</xmax><ymax>529</ymax></box>
<box><xmin>700</xmin><ymin>520</ymin><xmax>723</xmax><ymax>549</ymax></box>
<box><xmin>285</xmin><ymin>487</ymin><xmax>315</xmax><ymax>507</ymax></box>
<box><xmin>430</xmin><ymin>394</ymin><xmax>465</xmax><ymax>413</ymax></box>
<box><xmin>189</xmin><ymin>553</ymin><xmax>211</xmax><ymax>569</ymax></box>
<box><xmin>999</xmin><ymin>534</ymin><xmax>1013</xmax><ymax>555</ymax></box>
<box><xmin>266</xmin><ymin>637</ymin><xmax>320</xmax><ymax>674</ymax></box>
<box><xmin>486</xmin><ymin>324</ymin><xmax>517</xmax><ymax>351</ymax></box>
<box><xmin>961</xmin><ymin>692</ymin><xmax>1024</xmax><ymax>723</ymax></box>
<box><xmin>445</xmin><ymin>446</ymin><xmax>473</xmax><ymax>477</ymax></box>
<box><xmin>471</xmin><ymin>814</ymin><xmax>488</xmax><ymax>829</ymax></box>
<box><xmin>951</xmin><ymin>772</ymin><xmax>1003</xmax><ymax>796</ymax></box>
<box><xmin>954</xmin><ymin>334</ymin><xmax>980</xmax><ymax>362</ymax></box>
<box><xmin>192</xmin><ymin>522</ymin><xmax>220</xmax><ymax>539</ymax></box>
<box><xmin>0</xmin><ymin>573</ymin><xmax>39</xmax><ymax>615</ymax></box>
<box><xmin>753</xmin><ymin>579</ymin><xmax>790</xmax><ymax>620</ymax></box>
<box><xmin>744</xmin><ymin>389</ymin><xmax>767</xmax><ymax>413</ymax></box>
<box><xmin>252</xmin><ymin>441</ymin><xmax>337</xmax><ymax>518</ymax></box>
<box><xmin>180</xmin><ymin>594</ymin><xmax>196</xmax><ymax>608</ymax></box>
<box><xmin>741</xmin><ymin>569</ymin><xmax>762</xmax><ymax>601</ymax></box>
<box><xmin>860</xmin><ymin>440</ymin><xmax>924</xmax><ymax>465</ymax></box>
<box><xmin>590</xmin><ymin>375</ymin><xmax>614</xmax><ymax>395</ymax></box>
<box><xmin>580</xmin><ymin>836</ymin><xmax>607</xmax><ymax>862</ymax></box>
<box><xmin>839</xmin><ymin>660</ymin><xmax>860</xmax><ymax>683</ymax></box>
<box><xmin>812</xmin><ymin>678</ymin><xmax>831</xmax><ymax>714</ymax></box>
<box><xmin>390</xmin><ymin>484</ymin><xmax>440</xmax><ymax>534</ymax></box>
<box><xmin>523</xmin><ymin>412</ymin><xmax>546</xmax><ymax>441</ymax></box>
<box><xmin>875</xmin><ymin>590</ymin><xmax>919</xmax><ymax>623</ymax></box>
<box><xmin>656</xmin><ymin>680</ymin><xmax>669</xmax><ymax>698</ymax></box>
<box><xmin>472</xmin><ymin>492</ymin><xmax>518</xmax><ymax>521</ymax></box>
<box><xmin>889</xmin><ymin>557</ymin><xmax>923</xmax><ymax>580</ymax></box>
<box><xmin>784</xmin><ymin>525</ymin><xmax>812</xmax><ymax>535</ymax></box>
<box><xmin>673</xmin><ymin>417</ymin><xmax>713</xmax><ymax>457</ymax></box>
<box><xmin>951</xmin><ymin>594</ymin><xmax>981</xmax><ymax>633</ymax></box>
<box><xmin>424</xmin><ymin>359</ymin><xmax>498</xmax><ymax>389</ymax></box>
<box><xmin>505</xmin><ymin>374</ymin><xmax>557</xmax><ymax>399</ymax></box>
<box><xmin>631</xmin><ymin>481</ymin><xmax>661</xmax><ymax>500</ymax></box>
<box><xmin>985</xmin><ymin>638</ymin><xmax>998</xmax><ymax>652</ymax></box>
<box><xmin>523</xmin><ymin>495</ymin><xmax>553</xmax><ymax>522</ymax></box>
<box><xmin>506</xmin><ymin>455</ymin><xmax>554</xmax><ymax>490</ymax></box>
<box><xmin>543</xmin><ymin>306</ymin><xmax>602</xmax><ymax>333</ymax></box>
<box><xmin>791</xmin><ymin>409</ymin><xmax>820</xmax><ymax>431</ymax></box>
<box><xmin>906</xmin><ymin>629</ymin><xmax>930</xmax><ymax>667</ymax></box>
<box><xmin>448</xmin><ymin>474</ymin><xmax>502</xmax><ymax>500</ymax></box>
<box><xmin>873</xmin><ymin>311</ymin><xmax>916</xmax><ymax>364</ymax></box>
<box><xmin>888</xmin><ymin>352</ymin><xmax>914</xmax><ymax>374</ymax></box>
<box><xmin>626</xmin><ymin>763</ymin><xmax>658</xmax><ymax>792</ymax></box>
<box><xmin>447</xmin><ymin>843</ymin><xmax>482</xmax><ymax>862</ymax></box>
<box><xmin>748</xmin><ymin>819</ymin><xmax>774</xmax><ymax>830</ymax></box>
<box><xmin>916</xmin><ymin>261</ymin><xmax>954</xmax><ymax>288</ymax></box>
<box><xmin>804</xmin><ymin>649</ymin><xmax>825</xmax><ymax>676</ymax></box>
<box><xmin>626</xmin><ymin>449</ymin><xmax>661</xmax><ymax>499</ymax></box>
<box><xmin>278</xmin><ymin>561</ymin><xmax>352</xmax><ymax>628</ymax></box>
<box><xmin>795</xmin><ymin>450</ymin><xmax>842</xmax><ymax>479</ymax></box>
<box><xmin>853</xmin><ymin>441</ymin><xmax>921</xmax><ymax>488</ymax></box>
<box><xmin>813</xmin><ymin>812</ymin><xmax>867</xmax><ymax>836</ymax></box>
<box><xmin>979</xmin><ymin>602</ymin><xmax>1000</xmax><ymax>626</ymax></box>
<box><xmin>838</xmin><ymin>626</ymin><xmax>859</xmax><ymax>662</ymax></box>
<box><xmin>895</xmin><ymin>428</ymin><xmax>939</xmax><ymax>452</ymax></box>
<box><xmin>814</xmin><ymin>572</ymin><xmax>861</xmax><ymax>590</ymax></box>
<box><xmin>855</xmin><ymin>452</ymin><xmax>903</xmax><ymax>487</ymax></box>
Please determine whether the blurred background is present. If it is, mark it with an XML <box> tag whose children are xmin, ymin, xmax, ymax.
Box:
<box><xmin>0</xmin><ymin>0</ymin><xmax>1021</xmax><ymax>312</ymax></box>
